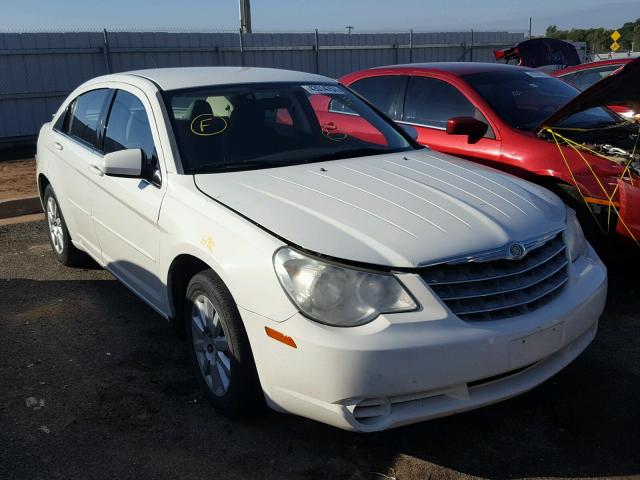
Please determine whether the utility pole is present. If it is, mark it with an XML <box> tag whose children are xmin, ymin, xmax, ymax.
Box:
<box><xmin>529</xmin><ymin>17</ymin><xmax>532</xmax><ymax>39</ymax></box>
<box><xmin>239</xmin><ymin>0</ymin><xmax>252</xmax><ymax>34</ymax></box>
<box><xmin>345</xmin><ymin>25</ymin><xmax>354</xmax><ymax>35</ymax></box>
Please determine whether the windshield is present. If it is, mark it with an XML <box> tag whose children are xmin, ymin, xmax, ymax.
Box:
<box><xmin>163</xmin><ymin>82</ymin><xmax>416</xmax><ymax>173</ymax></box>
<box><xmin>463</xmin><ymin>70</ymin><xmax>620</xmax><ymax>130</ymax></box>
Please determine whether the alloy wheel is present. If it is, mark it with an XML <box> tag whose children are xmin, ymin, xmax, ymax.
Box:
<box><xmin>191</xmin><ymin>294</ymin><xmax>231</xmax><ymax>396</ymax></box>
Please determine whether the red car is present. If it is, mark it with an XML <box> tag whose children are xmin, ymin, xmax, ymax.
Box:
<box><xmin>336</xmin><ymin>61</ymin><xmax>640</xmax><ymax>244</ymax></box>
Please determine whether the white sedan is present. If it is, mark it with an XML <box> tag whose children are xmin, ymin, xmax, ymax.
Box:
<box><xmin>36</xmin><ymin>67</ymin><xmax>607</xmax><ymax>432</ymax></box>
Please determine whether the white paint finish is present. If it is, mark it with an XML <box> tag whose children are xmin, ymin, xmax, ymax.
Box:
<box><xmin>45</xmin><ymin>129</ymin><xmax>103</xmax><ymax>259</ymax></box>
<box><xmin>101</xmin><ymin>149</ymin><xmax>142</xmax><ymax>176</ymax></box>
<box><xmin>242</xmin><ymin>246</ymin><xmax>606</xmax><ymax>431</ymax></box>
<box><xmin>126</xmin><ymin>66</ymin><xmax>334</xmax><ymax>91</ymax></box>
<box><xmin>195</xmin><ymin>149</ymin><xmax>566</xmax><ymax>268</ymax></box>
<box><xmin>36</xmin><ymin>67</ymin><xmax>608</xmax><ymax>432</ymax></box>
<box><xmin>157</xmin><ymin>173</ymin><xmax>297</xmax><ymax>322</ymax></box>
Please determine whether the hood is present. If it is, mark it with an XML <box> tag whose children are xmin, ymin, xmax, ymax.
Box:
<box><xmin>537</xmin><ymin>56</ymin><xmax>640</xmax><ymax>131</ymax></box>
<box><xmin>494</xmin><ymin>38</ymin><xmax>580</xmax><ymax>68</ymax></box>
<box><xmin>194</xmin><ymin>150</ymin><xmax>566</xmax><ymax>268</ymax></box>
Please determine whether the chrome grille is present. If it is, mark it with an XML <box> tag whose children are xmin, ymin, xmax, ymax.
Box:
<box><xmin>421</xmin><ymin>234</ymin><xmax>568</xmax><ymax>321</ymax></box>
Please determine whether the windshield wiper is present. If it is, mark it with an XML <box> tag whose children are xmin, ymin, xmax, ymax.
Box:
<box><xmin>304</xmin><ymin>147</ymin><xmax>404</xmax><ymax>164</ymax></box>
<box><xmin>190</xmin><ymin>159</ymin><xmax>297</xmax><ymax>174</ymax></box>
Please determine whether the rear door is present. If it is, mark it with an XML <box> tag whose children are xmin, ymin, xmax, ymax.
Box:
<box><xmin>399</xmin><ymin>76</ymin><xmax>502</xmax><ymax>166</ymax></box>
<box><xmin>48</xmin><ymin>88</ymin><xmax>113</xmax><ymax>260</ymax></box>
<box><xmin>348</xmin><ymin>75</ymin><xmax>408</xmax><ymax>121</ymax></box>
<box><xmin>89</xmin><ymin>87</ymin><xmax>166</xmax><ymax>310</ymax></box>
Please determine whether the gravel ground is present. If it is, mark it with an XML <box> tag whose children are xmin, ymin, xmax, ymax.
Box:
<box><xmin>1</xmin><ymin>220</ymin><xmax>639</xmax><ymax>480</ymax></box>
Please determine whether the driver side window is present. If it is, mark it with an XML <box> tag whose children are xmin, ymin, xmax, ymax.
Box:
<box><xmin>404</xmin><ymin>76</ymin><xmax>494</xmax><ymax>138</ymax></box>
<box><xmin>104</xmin><ymin>90</ymin><xmax>161</xmax><ymax>186</ymax></box>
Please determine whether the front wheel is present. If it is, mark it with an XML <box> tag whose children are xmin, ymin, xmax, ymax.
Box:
<box><xmin>184</xmin><ymin>270</ymin><xmax>263</xmax><ymax>417</ymax></box>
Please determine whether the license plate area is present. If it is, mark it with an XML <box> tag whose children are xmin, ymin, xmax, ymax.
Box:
<box><xmin>509</xmin><ymin>322</ymin><xmax>565</xmax><ymax>369</ymax></box>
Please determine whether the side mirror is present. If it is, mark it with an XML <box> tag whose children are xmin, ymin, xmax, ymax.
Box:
<box><xmin>102</xmin><ymin>149</ymin><xmax>143</xmax><ymax>177</ymax></box>
<box><xmin>446</xmin><ymin>117</ymin><xmax>488</xmax><ymax>144</ymax></box>
<box><xmin>400</xmin><ymin>123</ymin><xmax>419</xmax><ymax>141</ymax></box>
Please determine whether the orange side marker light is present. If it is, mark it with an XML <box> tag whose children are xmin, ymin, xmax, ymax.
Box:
<box><xmin>265</xmin><ymin>326</ymin><xmax>297</xmax><ymax>348</ymax></box>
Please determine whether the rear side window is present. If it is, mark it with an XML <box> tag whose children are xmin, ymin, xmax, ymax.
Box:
<box><xmin>349</xmin><ymin>76</ymin><xmax>408</xmax><ymax>120</ymax></box>
<box><xmin>403</xmin><ymin>77</ymin><xmax>480</xmax><ymax>129</ymax></box>
<box><xmin>66</xmin><ymin>89</ymin><xmax>112</xmax><ymax>148</ymax></box>
<box><xmin>559</xmin><ymin>65</ymin><xmax>619</xmax><ymax>91</ymax></box>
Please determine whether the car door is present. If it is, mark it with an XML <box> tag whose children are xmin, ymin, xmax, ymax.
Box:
<box><xmin>307</xmin><ymin>94</ymin><xmax>388</xmax><ymax>146</ymax></box>
<box><xmin>48</xmin><ymin>88</ymin><xmax>113</xmax><ymax>260</ymax></box>
<box><xmin>348</xmin><ymin>75</ymin><xmax>408</xmax><ymax>122</ymax></box>
<box><xmin>89</xmin><ymin>87</ymin><xmax>166</xmax><ymax>310</ymax></box>
<box><xmin>399</xmin><ymin>76</ymin><xmax>502</xmax><ymax>168</ymax></box>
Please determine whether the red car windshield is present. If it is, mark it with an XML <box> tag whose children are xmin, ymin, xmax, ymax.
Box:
<box><xmin>463</xmin><ymin>70</ymin><xmax>619</xmax><ymax>130</ymax></box>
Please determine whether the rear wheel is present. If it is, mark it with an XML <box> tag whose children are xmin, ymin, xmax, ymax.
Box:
<box><xmin>43</xmin><ymin>185</ymin><xmax>86</xmax><ymax>266</ymax></box>
<box><xmin>184</xmin><ymin>270</ymin><xmax>263</xmax><ymax>417</ymax></box>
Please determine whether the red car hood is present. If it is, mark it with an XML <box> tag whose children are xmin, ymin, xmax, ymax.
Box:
<box><xmin>537</xmin><ymin>56</ymin><xmax>640</xmax><ymax>131</ymax></box>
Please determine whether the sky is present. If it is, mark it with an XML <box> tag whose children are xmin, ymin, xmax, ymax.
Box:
<box><xmin>1</xmin><ymin>0</ymin><xmax>639</xmax><ymax>35</ymax></box>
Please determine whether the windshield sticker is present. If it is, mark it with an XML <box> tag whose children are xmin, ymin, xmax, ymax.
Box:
<box><xmin>190</xmin><ymin>114</ymin><xmax>228</xmax><ymax>136</ymax></box>
<box><xmin>525</xmin><ymin>70</ymin><xmax>548</xmax><ymax>78</ymax></box>
<box><xmin>301</xmin><ymin>84</ymin><xmax>345</xmax><ymax>95</ymax></box>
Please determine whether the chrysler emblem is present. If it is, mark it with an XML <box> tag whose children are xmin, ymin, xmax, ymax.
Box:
<box><xmin>509</xmin><ymin>243</ymin><xmax>525</xmax><ymax>259</ymax></box>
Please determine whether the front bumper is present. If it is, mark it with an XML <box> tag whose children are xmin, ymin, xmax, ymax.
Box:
<box><xmin>616</xmin><ymin>178</ymin><xmax>640</xmax><ymax>241</ymax></box>
<box><xmin>242</xmin><ymin>245</ymin><xmax>607</xmax><ymax>432</ymax></box>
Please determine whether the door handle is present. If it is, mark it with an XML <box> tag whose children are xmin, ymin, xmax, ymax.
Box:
<box><xmin>53</xmin><ymin>141</ymin><xmax>63</xmax><ymax>151</ymax></box>
<box><xmin>89</xmin><ymin>164</ymin><xmax>104</xmax><ymax>176</ymax></box>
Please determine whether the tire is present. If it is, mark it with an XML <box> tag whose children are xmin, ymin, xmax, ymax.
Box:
<box><xmin>544</xmin><ymin>182</ymin><xmax>608</xmax><ymax>252</ymax></box>
<box><xmin>184</xmin><ymin>270</ymin><xmax>264</xmax><ymax>417</ymax></box>
<box><xmin>43</xmin><ymin>185</ymin><xmax>87</xmax><ymax>267</ymax></box>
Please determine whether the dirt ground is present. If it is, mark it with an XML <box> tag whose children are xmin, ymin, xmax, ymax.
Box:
<box><xmin>1</xmin><ymin>220</ymin><xmax>639</xmax><ymax>480</ymax></box>
<box><xmin>0</xmin><ymin>158</ymin><xmax>37</xmax><ymax>200</ymax></box>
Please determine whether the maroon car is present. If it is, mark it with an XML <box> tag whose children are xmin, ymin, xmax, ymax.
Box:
<box><xmin>553</xmin><ymin>58</ymin><xmax>634</xmax><ymax>90</ymax></box>
<box><xmin>553</xmin><ymin>58</ymin><xmax>636</xmax><ymax>118</ymax></box>
<box><xmin>339</xmin><ymin>61</ymin><xmax>640</xmax><ymax>243</ymax></box>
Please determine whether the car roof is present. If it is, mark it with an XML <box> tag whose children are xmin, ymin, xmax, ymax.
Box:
<box><xmin>349</xmin><ymin>62</ymin><xmax>535</xmax><ymax>77</ymax></box>
<box><xmin>116</xmin><ymin>67</ymin><xmax>334</xmax><ymax>91</ymax></box>
<box><xmin>553</xmin><ymin>57</ymin><xmax>635</xmax><ymax>75</ymax></box>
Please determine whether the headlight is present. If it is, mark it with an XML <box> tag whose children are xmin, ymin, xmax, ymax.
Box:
<box><xmin>273</xmin><ymin>247</ymin><xmax>418</xmax><ymax>327</ymax></box>
<box><xmin>564</xmin><ymin>208</ymin><xmax>587</xmax><ymax>262</ymax></box>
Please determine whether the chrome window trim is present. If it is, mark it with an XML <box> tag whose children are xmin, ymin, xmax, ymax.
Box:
<box><xmin>396</xmin><ymin>120</ymin><xmax>447</xmax><ymax>131</ymax></box>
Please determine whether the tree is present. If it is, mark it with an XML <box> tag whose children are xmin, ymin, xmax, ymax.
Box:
<box><xmin>544</xmin><ymin>19</ymin><xmax>640</xmax><ymax>52</ymax></box>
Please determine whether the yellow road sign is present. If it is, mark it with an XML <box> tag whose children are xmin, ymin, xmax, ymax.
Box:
<box><xmin>611</xmin><ymin>30</ymin><xmax>621</xmax><ymax>41</ymax></box>
<box><xmin>611</xmin><ymin>41</ymin><xmax>620</xmax><ymax>52</ymax></box>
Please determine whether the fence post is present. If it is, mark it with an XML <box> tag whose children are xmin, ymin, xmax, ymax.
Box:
<box><xmin>314</xmin><ymin>29</ymin><xmax>320</xmax><ymax>74</ymax></box>
<box><xmin>409</xmin><ymin>29</ymin><xmax>413</xmax><ymax>63</ymax></box>
<box><xmin>102</xmin><ymin>28</ymin><xmax>112</xmax><ymax>73</ymax></box>
<box><xmin>470</xmin><ymin>29</ymin><xmax>474</xmax><ymax>62</ymax></box>
<box><xmin>216</xmin><ymin>45</ymin><xmax>223</xmax><ymax>66</ymax></box>
<box><xmin>238</xmin><ymin>29</ymin><xmax>245</xmax><ymax>66</ymax></box>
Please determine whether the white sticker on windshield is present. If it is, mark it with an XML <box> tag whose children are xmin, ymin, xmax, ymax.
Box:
<box><xmin>301</xmin><ymin>84</ymin><xmax>345</xmax><ymax>95</ymax></box>
<box><xmin>525</xmin><ymin>70</ymin><xmax>548</xmax><ymax>78</ymax></box>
